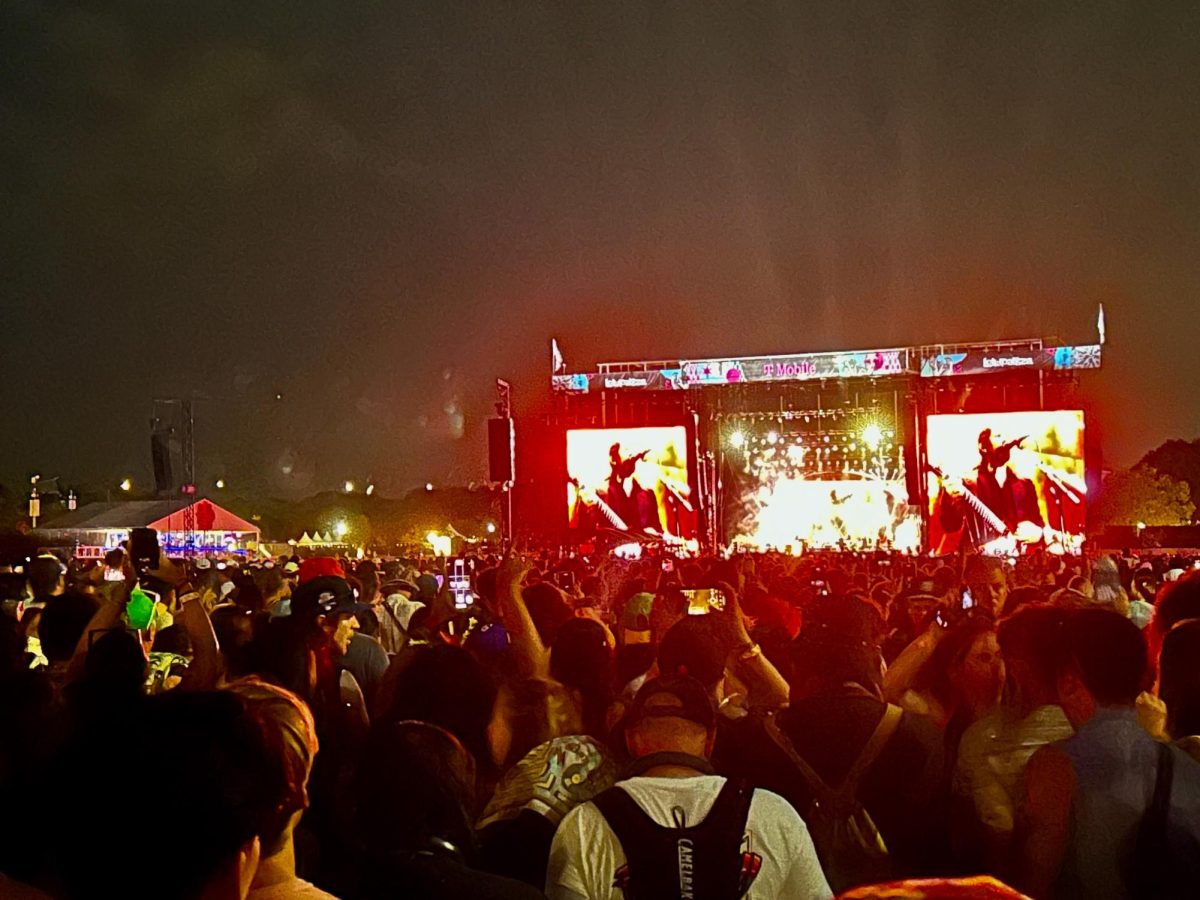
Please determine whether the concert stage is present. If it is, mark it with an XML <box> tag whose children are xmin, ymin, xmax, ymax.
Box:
<box><xmin>510</xmin><ymin>330</ymin><xmax>1103</xmax><ymax>556</ymax></box>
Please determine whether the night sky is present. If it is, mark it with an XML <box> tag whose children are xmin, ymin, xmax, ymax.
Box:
<box><xmin>3</xmin><ymin>2</ymin><xmax>1198</xmax><ymax>497</ymax></box>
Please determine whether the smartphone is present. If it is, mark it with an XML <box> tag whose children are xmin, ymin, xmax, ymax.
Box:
<box><xmin>961</xmin><ymin>588</ymin><xmax>975</xmax><ymax>610</ymax></box>
<box><xmin>448</xmin><ymin>557</ymin><xmax>472</xmax><ymax>610</ymax></box>
<box><xmin>554</xmin><ymin>570</ymin><xmax>576</xmax><ymax>592</ymax></box>
<box><xmin>683</xmin><ymin>588</ymin><xmax>727</xmax><ymax>616</ymax></box>
<box><xmin>129</xmin><ymin>527</ymin><xmax>161</xmax><ymax>574</ymax></box>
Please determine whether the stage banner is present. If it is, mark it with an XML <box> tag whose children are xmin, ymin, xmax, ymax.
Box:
<box><xmin>679</xmin><ymin>348</ymin><xmax>909</xmax><ymax>387</ymax></box>
<box><xmin>919</xmin><ymin>344</ymin><xmax>1101</xmax><ymax>378</ymax></box>
<box><xmin>552</xmin><ymin>370</ymin><xmax>683</xmax><ymax>393</ymax></box>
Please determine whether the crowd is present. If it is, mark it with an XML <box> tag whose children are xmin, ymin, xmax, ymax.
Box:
<box><xmin>1</xmin><ymin>542</ymin><xmax>1199</xmax><ymax>900</ymax></box>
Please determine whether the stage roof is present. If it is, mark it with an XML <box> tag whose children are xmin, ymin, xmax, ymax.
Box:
<box><xmin>40</xmin><ymin>498</ymin><xmax>258</xmax><ymax>534</ymax></box>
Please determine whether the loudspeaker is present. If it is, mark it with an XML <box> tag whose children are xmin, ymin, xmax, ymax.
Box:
<box><xmin>150</xmin><ymin>430</ymin><xmax>175</xmax><ymax>496</ymax></box>
<box><xmin>488</xmin><ymin>417</ymin><xmax>515</xmax><ymax>483</ymax></box>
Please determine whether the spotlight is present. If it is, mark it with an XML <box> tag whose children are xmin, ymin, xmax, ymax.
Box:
<box><xmin>334</xmin><ymin>521</ymin><xmax>348</xmax><ymax>538</ymax></box>
<box><xmin>344</xmin><ymin>480</ymin><xmax>355</xmax><ymax>493</ymax></box>
<box><xmin>728</xmin><ymin>431</ymin><xmax>746</xmax><ymax>449</ymax></box>
<box><xmin>861</xmin><ymin>423</ymin><xmax>884</xmax><ymax>449</ymax></box>
<box><xmin>486</xmin><ymin>522</ymin><xmax>497</xmax><ymax>534</ymax></box>
<box><xmin>766</xmin><ymin>430</ymin><xmax>779</xmax><ymax>444</ymax></box>
<box><xmin>365</xmin><ymin>483</ymin><xmax>375</xmax><ymax>496</ymax></box>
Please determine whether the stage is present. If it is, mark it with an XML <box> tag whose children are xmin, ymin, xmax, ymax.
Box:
<box><xmin>508</xmin><ymin>330</ymin><xmax>1103</xmax><ymax>557</ymax></box>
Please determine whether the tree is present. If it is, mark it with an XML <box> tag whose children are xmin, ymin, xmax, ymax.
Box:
<box><xmin>1141</xmin><ymin>439</ymin><xmax>1200</xmax><ymax>520</ymax></box>
<box><xmin>1091</xmin><ymin>465</ymin><xmax>1194</xmax><ymax>529</ymax></box>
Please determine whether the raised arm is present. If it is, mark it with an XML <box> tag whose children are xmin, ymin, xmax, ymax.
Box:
<box><xmin>494</xmin><ymin>553</ymin><xmax>550</xmax><ymax>679</ymax></box>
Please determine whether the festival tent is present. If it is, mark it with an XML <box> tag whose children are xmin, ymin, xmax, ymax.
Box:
<box><xmin>35</xmin><ymin>498</ymin><xmax>260</xmax><ymax>554</ymax></box>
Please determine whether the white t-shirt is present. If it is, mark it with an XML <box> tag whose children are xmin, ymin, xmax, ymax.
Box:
<box><xmin>248</xmin><ymin>876</ymin><xmax>338</xmax><ymax>900</ymax></box>
<box><xmin>545</xmin><ymin>775</ymin><xmax>832</xmax><ymax>900</ymax></box>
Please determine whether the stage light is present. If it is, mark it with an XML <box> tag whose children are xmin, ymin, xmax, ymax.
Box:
<box><xmin>728</xmin><ymin>431</ymin><xmax>746</xmax><ymax>449</ymax></box>
<box><xmin>861</xmin><ymin>423</ymin><xmax>884</xmax><ymax>449</ymax></box>
<box><xmin>343</xmin><ymin>480</ymin><xmax>355</xmax><ymax>493</ymax></box>
<box><xmin>766</xmin><ymin>430</ymin><xmax>779</xmax><ymax>444</ymax></box>
<box><xmin>334</xmin><ymin>521</ymin><xmax>348</xmax><ymax>539</ymax></box>
<box><xmin>486</xmin><ymin>522</ymin><xmax>497</xmax><ymax>534</ymax></box>
<box><xmin>426</xmin><ymin>531</ymin><xmax>452</xmax><ymax>556</ymax></box>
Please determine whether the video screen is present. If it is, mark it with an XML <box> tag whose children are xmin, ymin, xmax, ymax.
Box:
<box><xmin>726</xmin><ymin>423</ymin><xmax>920</xmax><ymax>552</ymax></box>
<box><xmin>566</xmin><ymin>426</ymin><xmax>697</xmax><ymax>540</ymax></box>
<box><xmin>925</xmin><ymin>411</ymin><xmax>1086</xmax><ymax>556</ymax></box>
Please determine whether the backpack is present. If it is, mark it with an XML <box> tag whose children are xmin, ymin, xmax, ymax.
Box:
<box><xmin>764</xmin><ymin>704</ymin><xmax>902</xmax><ymax>892</ymax></box>
<box><xmin>1125</xmin><ymin>741</ymin><xmax>1199</xmax><ymax>898</ymax></box>
<box><xmin>591</xmin><ymin>776</ymin><xmax>761</xmax><ymax>900</ymax></box>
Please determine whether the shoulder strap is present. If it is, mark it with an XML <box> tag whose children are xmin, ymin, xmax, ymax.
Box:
<box><xmin>705</xmin><ymin>777</ymin><xmax>755</xmax><ymax>833</ymax></box>
<box><xmin>841</xmin><ymin>704</ymin><xmax>903</xmax><ymax>796</ymax></box>
<box><xmin>1147</xmin><ymin>742</ymin><xmax>1175</xmax><ymax>839</ymax></box>
<box><xmin>591</xmin><ymin>784</ymin><xmax>662</xmax><ymax>843</ymax></box>
<box><xmin>764</xmin><ymin>716</ymin><xmax>839</xmax><ymax>808</ymax></box>
<box><xmin>765</xmin><ymin>704</ymin><xmax>902</xmax><ymax>801</ymax></box>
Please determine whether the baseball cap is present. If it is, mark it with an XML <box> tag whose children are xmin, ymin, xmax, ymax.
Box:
<box><xmin>194</xmin><ymin>558</ymin><xmax>212</xmax><ymax>571</ymax></box>
<box><xmin>283</xmin><ymin>561</ymin><xmax>300</xmax><ymax>575</ymax></box>
<box><xmin>290</xmin><ymin>575</ymin><xmax>368</xmax><ymax>621</ymax></box>
<box><xmin>298</xmin><ymin>557</ymin><xmax>346</xmax><ymax>585</ymax></box>
<box><xmin>657</xmin><ymin>617</ymin><xmax>727</xmax><ymax>689</ymax></box>
<box><xmin>626</xmin><ymin>675</ymin><xmax>716</xmax><ymax>732</ymax></box>
<box><xmin>900</xmin><ymin>578</ymin><xmax>941</xmax><ymax>604</ymax></box>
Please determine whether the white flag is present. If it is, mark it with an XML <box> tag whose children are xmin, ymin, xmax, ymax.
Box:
<box><xmin>551</xmin><ymin>338</ymin><xmax>565</xmax><ymax>373</ymax></box>
<box><xmin>1097</xmin><ymin>303</ymin><xmax>1106</xmax><ymax>345</ymax></box>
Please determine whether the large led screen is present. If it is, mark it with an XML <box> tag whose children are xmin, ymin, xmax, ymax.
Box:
<box><xmin>726</xmin><ymin>424</ymin><xmax>920</xmax><ymax>552</ymax></box>
<box><xmin>566</xmin><ymin>426</ymin><xmax>697</xmax><ymax>540</ymax></box>
<box><xmin>925</xmin><ymin>410</ymin><xmax>1086</xmax><ymax>555</ymax></box>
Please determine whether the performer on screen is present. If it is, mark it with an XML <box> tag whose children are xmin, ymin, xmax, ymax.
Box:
<box><xmin>569</xmin><ymin>442</ymin><xmax>696</xmax><ymax>540</ymax></box>
<box><xmin>603</xmin><ymin>443</ymin><xmax>658</xmax><ymax>531</ymax></box>
<box><xmin>935</xmin><ymin>428</ymin><xmax>1046</xmax><ymax>554</ymax></box>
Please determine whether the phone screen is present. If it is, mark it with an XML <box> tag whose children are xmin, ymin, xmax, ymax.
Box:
<box><xmin>961</xmin><ymin>588</ymin><xmax>975</xmax><ymax>610</ymax></box>
<box><xmin>448</xmin><ymin>558</ymin><xmax>472</xmax><ymax>610</ymax></box>
<box><xmin>683</xmin><ymin>589</ymin><xmax>727</xmax><ymax>616</ymax></box>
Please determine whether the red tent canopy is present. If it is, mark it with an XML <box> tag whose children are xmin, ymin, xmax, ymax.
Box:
<box><xmin>149</xmin><ymin>499</ymin><xmax>257</xmax><ymax>534</ymax></box>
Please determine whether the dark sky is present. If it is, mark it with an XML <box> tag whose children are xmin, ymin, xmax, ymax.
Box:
<box><xmin>3</xmin><ymin>1</ymin><xmax>1198</xmax><ymax>497</ymax></box>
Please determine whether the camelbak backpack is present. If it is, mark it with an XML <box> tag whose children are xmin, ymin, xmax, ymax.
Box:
<box><xmin>591</xmin><ymin>777</ymin><xmax>762</xmax><ymax>900</ymax></box>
